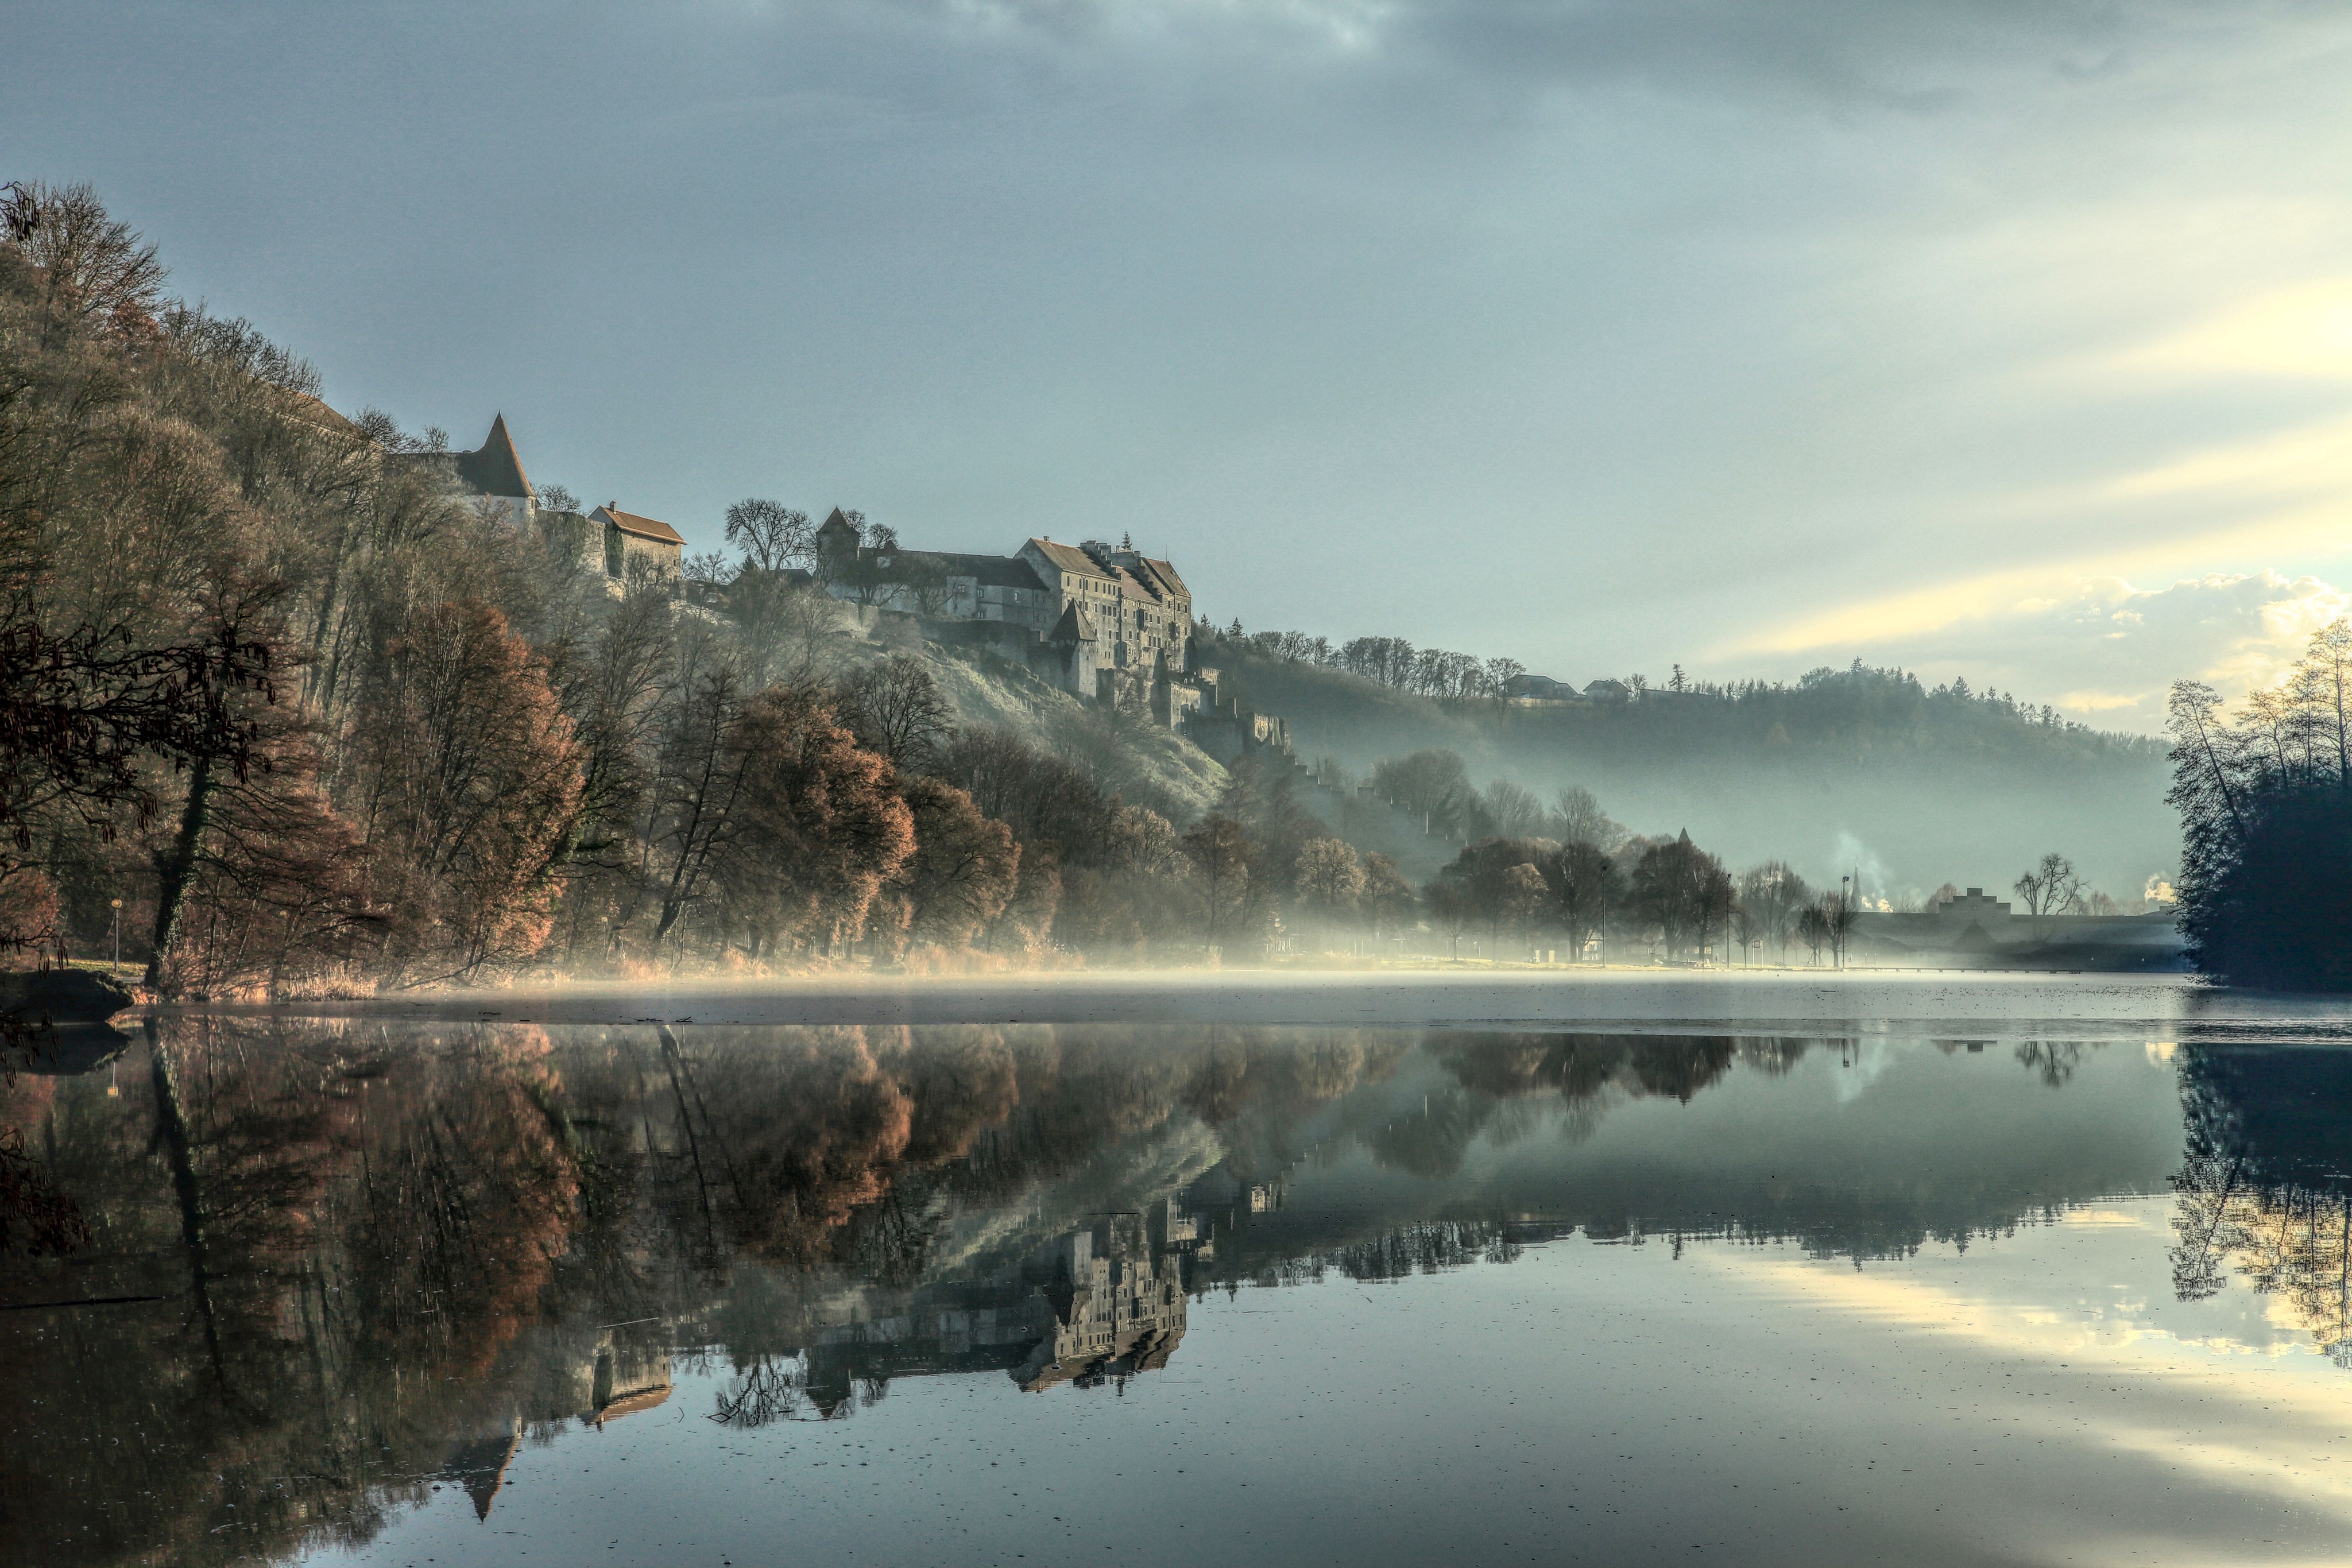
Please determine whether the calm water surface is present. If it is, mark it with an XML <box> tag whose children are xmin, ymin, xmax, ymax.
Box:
<box><xmin>7</xmin><ymin>982</ymin><xmax>2352</xmax><ymax>1566</ymax></box>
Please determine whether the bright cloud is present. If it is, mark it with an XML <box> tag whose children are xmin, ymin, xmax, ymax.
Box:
<box><xmin>1825</xmin><ymin>570</ymin><xmax>2350</xmax><ymax>729</ymax></box>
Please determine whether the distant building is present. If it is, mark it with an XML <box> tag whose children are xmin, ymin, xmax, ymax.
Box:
<box><xmin>1856</xmin><ymin>885</ymin><xmax>2184</xmax><ymax>966</ymax></box>
<box><xmin>1505</xmin><ymin>673</ymin><xmax>1582</xmax><ymax>706</ymax></box>
<box><xmin>811</xmin><ymin>510</ymin><xmax>1198</xmax><ymax>708</ymax></box>
<box><xmin>587</xmin><ymin>502</ymin><xmax>684</xmax><ymax>588</ymax></box>
<box><xmin>396</xmin><ymin>413</ymin><xmax>537</xmax><ymax>521</ymax></box>
<box><xmin>1584</xmin><ymin>678</ymin><xmax>1634</xmax><ymax>703</ymax></box>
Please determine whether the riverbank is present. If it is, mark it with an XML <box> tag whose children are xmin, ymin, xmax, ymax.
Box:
<box><xmin>137</xmin><ymin>966</ymin><xmax>2338</xmax><ymax>1039</ymax></box>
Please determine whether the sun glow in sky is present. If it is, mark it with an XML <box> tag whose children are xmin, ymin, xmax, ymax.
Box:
<box><xmin>10</xmin><ymin>1</ymin><xmax>2352</xmax><ymax>728</ymax></box>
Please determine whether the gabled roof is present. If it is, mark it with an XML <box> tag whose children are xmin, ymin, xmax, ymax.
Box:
<box><xmin>1024</xmin><ymin>538</ymin><xmax>1113</xmax><ymax>580</ymax></box>
<box><xmin>1137</xmin><ymin>557</ymin><xmax>1187</xmax><ymax>598</ymax></box>
<box><xmin>592</xmin><ymin>504</ymin><xmax>684</xmax><ymax>546</ymax></box>
<box><xmin>1047</xmin><ymin>602</ymin><xmax>1096</xmax><ymax>644</ymax></box>
<box><xmin>451</xmin><ymin>413</ymin><xmax>533</xmax><ymax>501</ymax></box>
<box><xmin>817</xmin><ymin>506</ymin><xmax>859</xmax><ymax>536</ymax></box>
<box><xmin>926</xmin><ymin>551</ymin><xmax>1048</xmax><ymax>591</ymax></box>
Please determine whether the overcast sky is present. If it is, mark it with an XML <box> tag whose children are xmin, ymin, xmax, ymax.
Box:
<box><xmin>11</xmin><ymin>1</ymin><xmax>2352</xmax><ymax>727</ymax></box>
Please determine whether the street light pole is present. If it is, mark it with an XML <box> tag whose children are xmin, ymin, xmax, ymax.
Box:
<box><xmin>110</xmin><ymin>897</ymin><xmax>122</xmax><ymax>973</ymax></box>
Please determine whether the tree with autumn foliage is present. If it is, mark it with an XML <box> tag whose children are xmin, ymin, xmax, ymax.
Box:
<box><xmin>356</xmin><ymin>598</ymin><xmax>583</xmax><ymax>982</ymax></box>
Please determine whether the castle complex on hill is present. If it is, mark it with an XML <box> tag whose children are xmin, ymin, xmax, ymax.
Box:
<box><xmin>415</xmin><ymin>416</ymin><xmax>1285</xmax><ymax>750</ymax></box>
<box><xmin>807</xmin><ymin>506</ymin><xmax>1216</xmax><ymax>720</ymax></box>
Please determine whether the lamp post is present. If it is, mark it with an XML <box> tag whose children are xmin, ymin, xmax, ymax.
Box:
<box><xmin>1839</xmin><ymin>876</ymin><xmax>1851</xmax><ymax>970</ymax></box>
<box><xmin>110</xmin><ymin>897</ymin><xmax>122</xmax><ymax>973</ymax></box>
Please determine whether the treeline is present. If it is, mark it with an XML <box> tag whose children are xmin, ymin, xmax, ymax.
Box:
<box><xmin>1202</xmin><ymin>621</ymin><xmax>2161</xmax><ymax>760</ymax></box>
<box><xmin>2168</xmin><ymin>620</ymin><xmax>2352</xmax><ymax>988</ymax></box>
<box><xmin>1421</xmin><ymin>820</ymin><xmax>1854</xmax><ymax>966</ymax></box>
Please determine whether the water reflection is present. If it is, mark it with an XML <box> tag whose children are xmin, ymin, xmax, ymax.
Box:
<box><xmin>2171</xmin><ymin>1044</ymin><xmax>2352</xmax><ymax>1361</ymax></box>
<box><xmin>0</xmin><ymin>1014</ymin><xmax>2345</xmax><ymax>1565</ymax></box>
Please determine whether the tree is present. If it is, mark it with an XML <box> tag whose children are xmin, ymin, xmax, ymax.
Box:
<box><xmin>730</xmin><ymin>571</ymin><xmax>846</xmax><ymax>689</ymax></box>
<box><xmin>1360</xmin><ymin>852</ymin><xmax>1415</xmax><ymax>941</ymax></box>
<box><xmin>1808</xmin><ymin>889</ymin><xmax>1857</xmax><ymax>967</ymax></box>
<box><xmin>1434</xmin><ymin>838</ymin><xmax>1554</xmax><ymax>950</ymax></box>
<box><xmin>358</xmin><ymin>599</ymin><xmax>584</xmax><ymax>981</ymax></box>
<box><xmin>1500</xmin><ymin>862</ymin><xmax>1548</xmax><ymax>954</ymax></box>
<box><xmin>885</xmin><ymin>776</ymin><xmax>1019</xmax><ymax>951</ymax></box>
<box><xmin>1422</xmin><ymin>876</ymin><xmax>1475</xmax><ymax>959</ymax></box>
<box><xmin>1550</xmin><ymin>785</ymin><xmax>1618</xmax><ymax>850</ymax></box>
<box><xmin>1</xmin><ymin>180</ymin><xmax>166</xmax><ymax>333</ymax></box>
<box><xmin>1481</xmin><ymin>780</ymin><xmax>1547</xmax><ymax>839</ymax></box>
<box><xmin>1545</xmin><ymin>839</ymin><xmax>1622</xmax><ymax>961</ymax></box>
<box><xmin>1797</xmin><ymin>903</ymin><xmax>1831</xmax><ymax>965</ymax></box>
<box><xmin>1293</xmin><ymin>837</ymin><xmax>1365</xmax><ymax>920</ymax></box>
<box><xmin>717</xmin><ymin>686</ymin><xmax>916</xmax><ymax>956</ymax></box>
<box><xmin>154</xmin><ymin>713</ymin><xmax>378</xmax><ymax>997</ymax></box>
<box><xmin>2012</xmin><ymin>851</ymin><xmax>2084</xmax><ymax>938</ymax></box>
<box><xmin>1738</xmin><ymin>861</ymin><xmax>1811</xmax><ymax>964</ymax></box>
<box><xmin>1181</xmin><ymin>815</ymin><xmax>1252</xmax><ymax>946</ymax></box>
<box><xmin>834</xmin><ymin>656</ymin><xmax>955</xmax><ymax>774</ymax></box>
<box><xmin>724</xmin><ymin>498</ymin><xmax>814</xmax><ymax>574</ymax></box>
<box><xmin>1372</xmin><ymin>749</ymin><xmax>1476</xmax><ymax>837</ymax></box>
<box><xmin>1626</xmin><ymin>831</ymin><xmax>1726</xmax><ymax>961</ymax></box>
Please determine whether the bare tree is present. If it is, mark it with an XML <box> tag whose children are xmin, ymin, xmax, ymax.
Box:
<box><xmin>835</xmin><ymin>656</ymin><xmax>956</xmax><ymax>773</ymax></box>
<box><xmin>2</xmin><ymin>180</ymin><xmax>166</xmax><ymax>332</ymax></box>
<box><xmin>2013</xmin><ymin>851</ymin><xmax>2084</xmax><ymax>938</ymax></box>
<box><xmin>723</xmin><ymin>498</ymin><xmax>813</xmax><ymax>574</ymax></box>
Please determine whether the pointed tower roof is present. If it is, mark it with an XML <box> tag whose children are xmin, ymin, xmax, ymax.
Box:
<box><xmin>1047</xmin><ymin>602</ymin><xmax>1095</xmax><ymax>645</ymax></box>
<box><xmin>451</xmin><ymin>413</ymin><xmax>534</xmax><ymax>502</ymax></box>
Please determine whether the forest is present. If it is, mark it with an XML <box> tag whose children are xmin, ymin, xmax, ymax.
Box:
<box><xmin>1197</xmin><ymin>624</ymin><xmax>2176</xmax><ymax>897</ymax></box>
<box><xmin>2167</xmin><ymin>619</ymin><xmax>2352</xmax><ymax>989</ymax></box>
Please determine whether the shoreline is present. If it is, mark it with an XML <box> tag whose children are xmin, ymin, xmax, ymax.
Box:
<box><xmin>134</xmin><ymin>968</ymin><xmax>2352</xmax><ymax>1039</ymax></box>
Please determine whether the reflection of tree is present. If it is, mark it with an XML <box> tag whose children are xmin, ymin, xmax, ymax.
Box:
<box><xmin>1259</xmin><ymin>1219</ymin><xmax>1518</xmax><ymax>1287</ymax></box>
<box><xmin>1437</xmin><ymin>1033</ymin><xmax>1746</xmax><ymax>1113</ymax></box>
<box><xmin>2170</xmin><ymin>1047</ymin><xmax>2352</xmax><ymax>1364</ymax></box>
<box><xmin>1</xmin><ymin>1017</ymin><xmax>587</xmax><ymax>1568</ymax></box>
<box><xmin>2014</xmin><ymin>1040</ymin><xmax>2090</xmax><ymax>1087</ymax></box>
<box><xmin>710</xmin><ymin>1354</ymin><xmax>805</xmax><ymax>1427</ymax></box>
<box><xmin>25</xmin><ymin>1015</ymin><xmax>2149</xmax><ymax>1567</ymax></box>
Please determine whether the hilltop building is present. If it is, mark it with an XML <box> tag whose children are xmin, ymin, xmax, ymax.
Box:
<box><xmin>586</xmin><ymin>501</ymin><xmax>685</xmax><ymax>587</ymax></box>
<box><xmin>394</xmin><ymin>412</ymin><xmax>538</xmax><ymax>521</ymax></box>
<box><xmin>393</xmin><ymin>416</ymin><xmax>684</xmax><ymax>595</ymax></box>
<box><xmin>380</xmin><ymin>416</ymin><xmax>1302</xmax><ymax>749</ymax></box>
<box><xmin>1855</xmin><ymin>885</ymin><xmax>2183</xmax><ymax>966</ymax></box>
<box><xmin>811</xmin><ymin>509</ymin><xmax>1203</xmax><ymax>714</ymax></box>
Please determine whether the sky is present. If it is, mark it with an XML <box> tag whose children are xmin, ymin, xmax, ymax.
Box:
<box><xmin>10</xmin><ymin>0</ymin><xmax>2352</xmax><ymax>730</ymax></box>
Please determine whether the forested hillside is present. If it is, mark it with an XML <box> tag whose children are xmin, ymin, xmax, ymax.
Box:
<box><xmin>1201</xmin><ymin>626</ymin><xmax>2175</xmax><ymax>899</ymax></box>
<box><xmin>0</xmin><ymin>182</ymin><xmax>1239</xmax><ymax>993</ymax></box>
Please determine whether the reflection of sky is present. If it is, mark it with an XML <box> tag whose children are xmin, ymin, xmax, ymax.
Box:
<box><xmin>309</xmin><ymin>1206</ymin><xmax>2352</xmax><ymax>1568</ymax></box>
<box><xmin>305</xmin><ymin>1036</ymin><xmax>2352</xmax><ymax>1568</ymax></box>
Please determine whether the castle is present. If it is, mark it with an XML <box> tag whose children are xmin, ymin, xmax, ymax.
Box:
<box><xmin>808</xmin><ymin>507</ymin><xmax>1207</xmax><ymax>715</ymax></box>
<box><xmin>411</xmin><ymin>416</ymin><xmax>1297</xmax><ymax>750</ymax></box>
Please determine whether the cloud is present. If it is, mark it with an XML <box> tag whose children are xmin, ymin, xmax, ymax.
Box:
<box><xmin>1831</xmin><ymin>571</ymin><xmax>2349</xmax><ymax>729</ymax></box>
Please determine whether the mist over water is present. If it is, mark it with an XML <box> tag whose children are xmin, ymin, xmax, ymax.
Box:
<box><xmin>9</xmin><ymin>981</ymin><xmax>2352</xmax><ymax>1566</ymax></box>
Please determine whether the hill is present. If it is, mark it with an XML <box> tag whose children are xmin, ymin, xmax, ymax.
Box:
<box><xmin>1201</xmin><ymin>630</ymin><xmax>2173</xmax><ymax>901</ymax></box>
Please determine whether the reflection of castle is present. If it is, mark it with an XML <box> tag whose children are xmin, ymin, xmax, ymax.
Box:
<box><xmin>589</xmin><ymin>1329</ymin><xmax>673</xmax><ymax>1426</ymax></box>
<box><xmin>724</xmin><ymin>1202</ymin><xmax>1212</xmax><ymax>1419</ymax></box>
<box><xmin>1018</xmin><ymin>1217</ymin><xmax>1189</xmax><ymax>1392</ymax></box>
